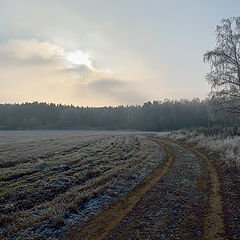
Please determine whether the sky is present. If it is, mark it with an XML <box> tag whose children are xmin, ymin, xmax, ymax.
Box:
<box><xmin>0</xmin><ymin>0</ymin><xmax>240</xmax><ymax>106</ymax></box>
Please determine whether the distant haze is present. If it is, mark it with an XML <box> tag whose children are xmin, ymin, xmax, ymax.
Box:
<box><xmin>0</xmin><ymin>0</ymin><xmax>239</xmax><ymax>106</ymax></box>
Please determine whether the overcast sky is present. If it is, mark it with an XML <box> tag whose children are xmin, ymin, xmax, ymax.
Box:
<box><xmin>0</xmin><ymin>0</ymin><xmax>240</xmax><ymax>106</ymax></box>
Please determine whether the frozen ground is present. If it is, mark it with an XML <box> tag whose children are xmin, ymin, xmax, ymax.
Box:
<box><xmin>0</xmin><ymin>130</ymin><xmax>165</xmax><ymax>240</ymax></box>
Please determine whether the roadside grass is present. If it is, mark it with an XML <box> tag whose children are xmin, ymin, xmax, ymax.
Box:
<box><xmin>0</xmin><ymin>132</ymin><xmax>164</xmax><ymax>239</ymax></box>
<box><xmin>166</xmin><ymin>127</ymin><xmax>240</xmax><ymax>168</ymax></box>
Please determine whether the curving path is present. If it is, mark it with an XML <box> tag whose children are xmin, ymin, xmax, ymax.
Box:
<box><xmin>66</xmin><ymin>137</ymin><xmax>226</xmax><ymax>240</ymax></box>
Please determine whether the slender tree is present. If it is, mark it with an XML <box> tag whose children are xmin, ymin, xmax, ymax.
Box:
<box><xmin>204</xmin><ymin>17</ymin><xmax>240</xmax><ymax>117</ymax></box>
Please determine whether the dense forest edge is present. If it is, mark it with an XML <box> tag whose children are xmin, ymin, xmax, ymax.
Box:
<box><xmin>0</xmin><ymin>99</ymin><xmax>237</xmax><ymax>131</ymax></box>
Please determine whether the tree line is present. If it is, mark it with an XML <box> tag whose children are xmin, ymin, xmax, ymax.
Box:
<box><xmin>0</xmin><ymin>99</ymin><xmax>214</xmax><ymax>131</ymax></box>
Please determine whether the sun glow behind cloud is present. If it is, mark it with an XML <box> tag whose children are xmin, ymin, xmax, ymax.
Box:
<box><xmin>0</xmin><ymin>38</ymin><xmax>145</xmax><ymax>106</ymax></box>
<box><xmin>65</xmin><ymin>50</ymin><xmax>92</xmax><ymax>68</ymax></box>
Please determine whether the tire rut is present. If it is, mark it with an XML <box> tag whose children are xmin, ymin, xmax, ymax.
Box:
<box><xmin>174</xmin><ymin>141</ymin><xmax>225</xmax><ymax>239</ymax></box>
<box><xmin>66</xmin><ymin>138</ymin><xmax>226</xmax><ymax>240</ymax></box>
<box><xmin>66</xmin><ymin>139</ymin><xmax>174</xmax><ymax>240</ymax></box>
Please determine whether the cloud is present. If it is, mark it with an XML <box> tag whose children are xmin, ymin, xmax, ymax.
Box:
<box><xmin>0</xmin><ymin>38</ymin><xmax>146</xmax><ymax>106</ymax></box>
<box><xmin>89</xmin><ymin>78</ymin><xmax>125</xmax><ymax>89</ymax></box>
<box><xmin>0</xmin><ymin>39</ymin><xmax>62</xmax><ymax>60</ymax></box>
<box><xmin>88</xmin><ymin>78</ymin><xmax>145</xmax><ymax>104</ymax></box>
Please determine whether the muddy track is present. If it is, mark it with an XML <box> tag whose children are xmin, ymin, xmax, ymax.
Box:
<box><xmin>66</xmin><ymin>137</ymin><xmax>226</xmax><ymax>240</ymax></box>
<box><xmin>174</xmin><ymin>140</ymin><xmax>225</xmax><ymax>239</ymax></box>
<box><xmin>66</xmin><ymin>139</ymin><xmax>174</xmax><ymax>240</ymax></box>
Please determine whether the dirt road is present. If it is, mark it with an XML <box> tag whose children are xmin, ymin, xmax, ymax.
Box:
<box><xmin>67</xmin><ymin>137</ymin><xmax>227</xmax><ymax>240</ymax></box>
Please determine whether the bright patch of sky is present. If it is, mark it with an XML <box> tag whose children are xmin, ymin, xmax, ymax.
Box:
<box><xmin>65</xmin><ymin>51</ymin><xmax>92</xmax><ymax>68</ymax></box>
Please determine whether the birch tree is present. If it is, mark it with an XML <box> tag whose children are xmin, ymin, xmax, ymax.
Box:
<box><xmin>204</xmin><ymin>17</ymin><xmax>240</xmax><ymax>117</ymax></box>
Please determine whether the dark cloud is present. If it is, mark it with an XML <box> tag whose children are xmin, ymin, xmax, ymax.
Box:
<box><xmin>60</xmin><ymin>64</ymin><xmax>91</xmax><ymax>73</ymax></box>
<box><xmin>88</xmin><ymin>78</ymin><xmax>145</xmax><ymax>104</ymax></box>
<box><xmin>89</xmin><ymin>78</ymin><xmax>125</xmax><ymax>89</ymax></box>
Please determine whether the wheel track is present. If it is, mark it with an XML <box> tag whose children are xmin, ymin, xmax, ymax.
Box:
<box><xmin>174</xmin><ymin>140</ymin><xmax>225</xmax><ymax>239</ymax></box>
<box><xmin>66</xmin><ymin>137</ymin><xmax>226</xmax><ymax>240</ymax></box>
<box><xmin>66</xmin><ymin>138</ymin><xmax>174</xmax><ymax>240</ymax></box>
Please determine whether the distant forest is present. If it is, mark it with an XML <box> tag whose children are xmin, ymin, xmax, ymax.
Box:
<box><xmin>0</xmin><ymin>99</ymin><xmax>235</xmax><ymax>131</ymax></box>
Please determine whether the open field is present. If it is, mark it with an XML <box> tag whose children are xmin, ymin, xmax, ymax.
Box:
<box><xmin>0</xmin><ymin>131</ymin><xmax>165</xmax><ymax>240</ymax></box>
<box><xmin>1</xmin><ymin>130</ymin><xmax>240</xmax><ymax>239</ymax></box>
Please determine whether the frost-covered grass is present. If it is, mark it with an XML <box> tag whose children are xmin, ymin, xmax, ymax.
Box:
<box><xmin>167</xmin><ymin>128</ymin><xmax>240</xmax><ymax>168</ymax></box>
<box><xmin>0</xmin><ymin>131</ymin><xmax>164</xmax><ymax>240</ymax></box>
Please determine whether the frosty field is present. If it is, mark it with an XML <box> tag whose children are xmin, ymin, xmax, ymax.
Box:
<box><xmin>1</xmin><ymin>130</ymin><xmax>239</xmax><ymax>240</ymax></box>
<box><xmin>0</xmin><ymin>130</ymin><xmax>165</xmax><ymax>240</ymax></box>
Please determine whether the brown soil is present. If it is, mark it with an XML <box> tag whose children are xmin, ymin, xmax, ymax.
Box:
<box><xmin>200</xmin><ymin>149</ymin><xmax>240</xmax><ymax>240</ymax></box>
<box><xmin>174</xmin><ymin>141</ymin><xmax>225</xmax><ymax>240</ymax></box>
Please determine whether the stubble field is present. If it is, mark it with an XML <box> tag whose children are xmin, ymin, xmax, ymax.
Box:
<box><xmin>0</xmin><ymin>130</ymin><xmax>165</xmax><ymax>240</ymax></box>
